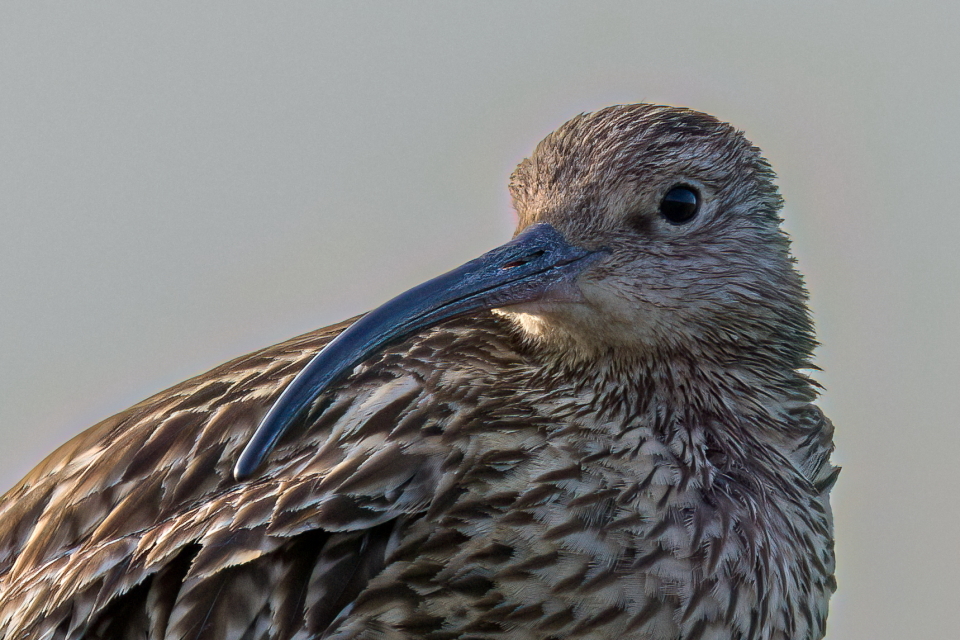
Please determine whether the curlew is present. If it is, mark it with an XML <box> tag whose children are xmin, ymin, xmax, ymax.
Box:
<box><xmin>0</xmin><ymin>104</ymin><xmax>837</xmax><ymax>640</ymax></box>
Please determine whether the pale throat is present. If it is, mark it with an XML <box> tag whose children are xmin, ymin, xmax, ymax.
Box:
<box><xmin>493</xmin><ymin>305</ymin><xmax>650</xmax><ymax>372</ymax></box>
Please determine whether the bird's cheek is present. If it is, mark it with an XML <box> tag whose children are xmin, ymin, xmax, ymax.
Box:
<box><xmin>573</xmin><ymin>282</ymin><xmax>676</xmax><ymax>341</ymax></box>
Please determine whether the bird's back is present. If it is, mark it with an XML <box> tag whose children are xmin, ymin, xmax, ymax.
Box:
<box><xmin>0</xmin><ymin>316</ymin><xmax>375</xmax><ymax>638</ymax></box>
<box><xmin>0</xmin><ymin>315</ymin><xmax>545</xmax><ymax>639</ymax></box>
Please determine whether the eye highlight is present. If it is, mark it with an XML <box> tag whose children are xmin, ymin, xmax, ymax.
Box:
<box><xmin>659</xmin><ymin>186</ymin><xmax>700</xmax><ymax>224</ymax></box>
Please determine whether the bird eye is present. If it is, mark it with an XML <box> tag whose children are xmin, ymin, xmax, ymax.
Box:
<box><xmin>659</xmin><ymin>186</ymin><xmax>700</xmax><ymax>224</ymax></box>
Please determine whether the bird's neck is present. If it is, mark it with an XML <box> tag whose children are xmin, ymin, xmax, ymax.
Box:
<box><xmin>525</xmin><ymin>336</ymin><xmax>819</xmax><ymax>444</ymax></box>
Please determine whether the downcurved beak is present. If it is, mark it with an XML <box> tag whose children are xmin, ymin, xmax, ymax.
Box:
<box><xmin>234</xmin><ymin>223</ymin><xmax>604</xmax><ymax>479</ymax></box>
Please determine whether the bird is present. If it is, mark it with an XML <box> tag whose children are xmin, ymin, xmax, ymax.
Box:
<box><xmin>0</xmin><ymin>104</ymin><xmax>837</xmax><ymax>640</ymax></box>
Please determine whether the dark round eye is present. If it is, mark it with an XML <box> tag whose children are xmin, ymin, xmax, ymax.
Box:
<box><xmin>659</xmin><ymin>186</ymin><xmax>700</xmax><ymax>224</ymax></box>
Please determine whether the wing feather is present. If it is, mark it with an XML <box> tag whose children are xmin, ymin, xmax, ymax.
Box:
<box><xmin>0</xmin><ymin>315</ymin><xmax>522</xmax><ymax>639</ymax></box>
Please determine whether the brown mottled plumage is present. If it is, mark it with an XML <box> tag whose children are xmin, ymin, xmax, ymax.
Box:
<box><xmin>0</xmin><ymin>104</ymin><xmax>837</xmax><ymax>640</ymax></box>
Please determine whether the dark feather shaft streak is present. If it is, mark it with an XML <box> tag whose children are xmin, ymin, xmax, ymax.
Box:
<box><xmin>0</xmin><ymin>104</ymin><xmax>836</xmax><ymax>640</ymax></box>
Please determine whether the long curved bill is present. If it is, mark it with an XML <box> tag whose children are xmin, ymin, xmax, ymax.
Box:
<box><xmin>234</xmin><ymin>223</ymin><xmax>604</xmax><ymax>479</ymax></box>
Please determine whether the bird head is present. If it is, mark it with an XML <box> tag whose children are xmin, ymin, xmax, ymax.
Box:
<box><xmin>502</xmin><ymin>104</ymin><xmax>814</xmax><ymax>369</ymax></box>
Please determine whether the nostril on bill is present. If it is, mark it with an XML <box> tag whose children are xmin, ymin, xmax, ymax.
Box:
<box><xmin>502</xmin><ymin>250</ymin><xmax>545</xmax><ymax>270</ymax></box>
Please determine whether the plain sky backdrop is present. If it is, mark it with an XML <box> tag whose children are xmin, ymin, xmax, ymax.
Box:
<box><xmin>1</xmin><ymin>3</ymin><xmax>956</xmax><ymax>638</ymax></box>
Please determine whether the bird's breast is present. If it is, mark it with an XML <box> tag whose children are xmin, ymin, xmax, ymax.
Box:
<box><xmin>319</xmin><ymin>393</ymin><xmax>835</xmax><ymax>640</ymax></box>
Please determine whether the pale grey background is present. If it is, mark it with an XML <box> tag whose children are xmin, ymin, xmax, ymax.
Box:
<box><xmin>1</xmin><ymin>3</ymin><xmax>955</xmax><ymax>638</ymax></box>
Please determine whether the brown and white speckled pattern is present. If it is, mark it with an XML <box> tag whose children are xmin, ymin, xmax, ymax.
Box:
<box><xmin>0</xmin><ymin>104</ymin><xmax>837</xmax><ymax>640</ymax></box>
